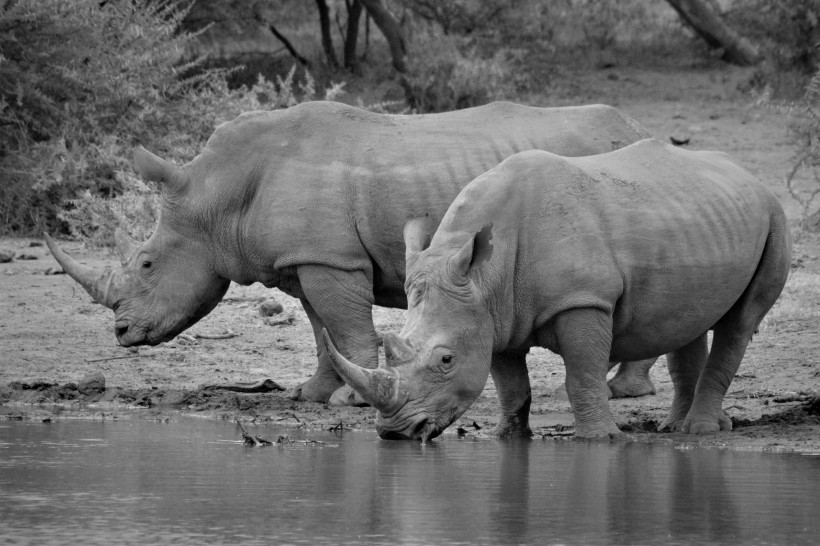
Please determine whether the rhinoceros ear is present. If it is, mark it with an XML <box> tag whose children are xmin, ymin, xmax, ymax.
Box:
<box><xmin>403</xmin><ymin>216</ymin><xmax>434</xmax><ymax>262</ymax></box>
<box><xmin>452</xmin><ymin>223</ymin><xmax>494</xmax><ymax>278</ymax></box>
<box><xmin>132</xmin><ymin>146</ymin><xmax>185</xmax><ymax>193</ymax></box>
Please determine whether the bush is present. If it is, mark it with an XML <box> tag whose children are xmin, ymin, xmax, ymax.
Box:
<box><xmin>779</xmin><ymin>69</ymin><xmax>820</xmax><ymax>230</ymax></box>
<box><xmin>400</xmin><ymin>28</ymin><xmax>518</xmax><ymax>113</ymax></box>
<box><xmin>0</xmin><ymin>0</ymin><xmax>342</xmax><ymax>240</ymax></box>
<box><xmin>729</xmin><ymin>0</ymin><xmax>820</xmax><ymax>74</ymax></box>
<box><xmin>0</xmin><ymin>0</ymin><xmax>210</xmax><ymax>235</ymax></box>
<box><xmin>59</xmin><ymin>66</ymin><xmax>346</xmax><ymax>247</ymax></box>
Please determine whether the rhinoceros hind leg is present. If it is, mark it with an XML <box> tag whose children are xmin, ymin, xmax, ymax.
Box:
<box><xmin>290</xmin><ymin>266</ymin><xmax>380</xmax><ymax>405</ymax></box>
<box><xmin>490</xmin><ymin>351</ymin><xmax>533</xmax><ymax>438</ymax></box>
<box><xmin>659</xmin><ymin>334</ymin><xmax>708</xmax><ymax>432</ymax></box>
<box><xmin>680</xmin><ymin>328</ymin><xmax>750</xmax><ymax>435</ymax></box>
<box><xmin>681</xmin><ymin>222</ymin><xmax>790</xmax><ymax>435</ymax></box>
<box><xmin>554</xmin><ymin>308</ymin><xmax>622</xmax><ymax>438</ymax></box>
<box><xmin>608</xmin><ymin>358</ymin><xmax>658</xmax><ymax>398</ymax></box>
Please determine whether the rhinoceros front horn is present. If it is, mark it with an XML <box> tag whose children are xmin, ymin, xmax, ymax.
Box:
<box><xmin>44</xmin><ymin>233</ymin><xmax>117</xmax><ymax>309</ymax></box>
<box><xmin>321</xmin><ymin>329</ymin><xmax>402</xmax><ymax>413</ymax></box>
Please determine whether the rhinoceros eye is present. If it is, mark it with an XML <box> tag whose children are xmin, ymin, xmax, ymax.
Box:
<box><xmin>142</xmin><ymin>260</ymin><xmax>152</xmax><ymax>269</ymax></box>
<box><xmin>441</xmin><ymin>355</ymin><xmax>453</xmax><ymax>365</ymax></box>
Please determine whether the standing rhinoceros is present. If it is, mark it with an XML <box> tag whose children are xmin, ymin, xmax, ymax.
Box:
<box><xmin>323</xmin><ymin>139</ymin><xmax>791</xmax><ymax>439</ymax></box>
<box><xmin>45</xmin><ymin>100</ymin><xmax>655</xmax><ymax>405</ymax></box>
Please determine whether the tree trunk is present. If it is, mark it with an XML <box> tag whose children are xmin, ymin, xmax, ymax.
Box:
<box><xmin>666</xmin><ymin>0</ymin><xmax>760</xmax><ymax>66</ymax></box>
<box><xmin>315</xmin><ymin>0</ymin><xmax>338</xmax><ymax>68</ymax></box>
<box><xmin>344</xmin><ymin>0</ymin><xmax>364</xmax><ymax>72</ymax></box>
<box><xmin>360</xmin><ymin>0</ymin><xmax>406</xmax><ymax>73</ymax></box>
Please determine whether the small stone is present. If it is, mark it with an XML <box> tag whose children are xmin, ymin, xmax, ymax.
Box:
<box><xmin>0</xmin><ymin>249</ymin><xmax>13</xmax><ymax>263</ymax></box>
<box><xmin>45</xmin><ymin>266</ymin><xmax>64</xmax><ymax>275</ymax></box>
<box><xmin>264</xmin><ymin>313</ymin><xmax>295</xmax><ymax>327</ymax></box>
<box><xmin>259</xmin><ymin>299</ymin><xmax>284</xmax><ymax>316</ymax></box>
<box><xmin>77</xmin><ymin>372</ymin><xmax>106</xmax><ymax>395</ymax></box>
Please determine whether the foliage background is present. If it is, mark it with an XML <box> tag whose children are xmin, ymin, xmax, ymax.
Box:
<box><xmin>2</xmin><ymin>0</ymin><xmax>819</xmax><ymax>242</ymax></box>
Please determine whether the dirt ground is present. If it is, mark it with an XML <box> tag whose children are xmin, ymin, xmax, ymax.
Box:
<box><xmin>2</xmin><ymin>65</ymin><xmax>819</xmax><ymax>453</ymax></box>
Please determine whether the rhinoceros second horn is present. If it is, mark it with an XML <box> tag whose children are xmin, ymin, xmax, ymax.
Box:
<box><xmin>113</xmin><ymin>228</ymin><xmax>138</xmax><ymax>266</ymax></box>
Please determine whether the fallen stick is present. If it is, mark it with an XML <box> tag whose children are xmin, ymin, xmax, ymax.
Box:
<box><xmin>236</xmin><ymin>419</ymin><xmax>273</xmax><ymax>446</ymax></box>
<box><xmin>773</xmin><ymin>394</ymin><xmax>813</xmax><ymax>403</ymax></box>
<box><xmin>85</xmin><ymin>354</ymin><xmax>140</xmax><ymax>363</ymax></box>
<box><xmin>195</xmin><ymin>330</ymin><xmax>238</xmax><ymax>340</ymax></box>
<box><xmin>202</xmin><ymin>379</ymin><xmax>285</xmax><ymax>393</ymax></box>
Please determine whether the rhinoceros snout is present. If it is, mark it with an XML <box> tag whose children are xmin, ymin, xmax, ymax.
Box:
<box><xmin>114</xmin><ymin>320</ymin><xmax>149</xmax><ymax>347</ymax></box>
<box><xmin>377</xmin><ymin>415</ymin><xmax>440</xmax><ymax>442</ymax></box>
<box><xmin>115</xmin><ymin>321</ymin><xmax>129</xmax><ymax>339</ymax></box>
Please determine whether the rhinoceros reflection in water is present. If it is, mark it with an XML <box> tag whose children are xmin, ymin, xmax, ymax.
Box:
<box><xmin>325</xmin><ymin>139</ymin><xmax>791</xmax><ymax>440</ymax></box>
<box><xmin>46</xmin><ymin>100</ymin><xmax>662</xmax><ymax>406</ymax></box>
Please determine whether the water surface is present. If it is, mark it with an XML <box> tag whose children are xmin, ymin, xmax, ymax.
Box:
<box><xmin>0</xmin><ymin>418</ymin><xmax>817</xmax><ymax>545</ymax></box>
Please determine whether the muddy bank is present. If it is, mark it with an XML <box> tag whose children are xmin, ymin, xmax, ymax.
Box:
<box><xmin>2</xmin><ymin>376</ymin><xmax>819</xmax><ymax>455</ymax></box>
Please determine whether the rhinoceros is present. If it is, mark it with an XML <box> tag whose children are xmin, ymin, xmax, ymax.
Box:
<box><xmin>323</xmin><ymin>139</ymin><xmax>791</xmax><ymax>439</ymax></box>
<box><xmin>45</xmin><ymin>100</ymin><xmax>655</xmax><ymax>405</ymax></box>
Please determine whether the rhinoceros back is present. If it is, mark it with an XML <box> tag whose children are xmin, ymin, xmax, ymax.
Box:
<box><xmin>186</xmin><ymin>101</ymin><xmax>651</xmax><ymax>302</ymax></box>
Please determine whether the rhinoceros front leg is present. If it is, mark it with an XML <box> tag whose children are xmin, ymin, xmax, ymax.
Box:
<box><xmin>658</xmin><ymin>333</ymin><xmax>708</xmax><ymax>432</ymax></box>
<box><xmin>607</xmin><ymin>358</ymin><xmax>658</xmax><ymax>398</ymax></box>
<box><xmin>288</xmin><ymin>265</ymin><xmax>380</xmax><ymax>405</ymax></box>
<box><xmin>554</xmin><ymin>308</ymin><xmax>622</xmax><ymax>438</ymax></box>
<box><xmin>490</xmin><ymin>351</ymin><xmax>532</xmax><ymax>438</ymax></box>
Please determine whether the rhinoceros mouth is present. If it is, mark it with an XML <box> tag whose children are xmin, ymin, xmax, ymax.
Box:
<box><xmin>377</xmin><ymin>414</ymin><xmax>443</xmax><ymax>442</ymax></box>
<box><xmin>114</xmin><ymin>320</ymin><xmax>149</xmax><ymax>347</ymax></box>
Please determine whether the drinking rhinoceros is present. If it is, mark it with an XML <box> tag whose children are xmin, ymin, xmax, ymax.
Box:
<box><xmin>323</xmin><ymin>139</ymin><xmax>791</xmax><ymax>438</ymax></box>
<box><xmin>45</xmin><ymin>100</ymin><xmax>655</xmax><ymax>405</ymax></box>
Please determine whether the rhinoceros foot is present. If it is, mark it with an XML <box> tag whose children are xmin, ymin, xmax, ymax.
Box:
<box><xmin>491</xmin><ymin>418</ymin><xmax>533</xmax><ymax>439</ymax></box>
<box><xmin>287</xmin><ymin>373</ymin><xmax>345</xmax><ymax>403</ymax></box>
<box><xmin>607</xmin><ymin>375</ymin><xmax>656</xmax><ymax>399</ymax></box>
<box><xmin>572</xmin><ymin>421</ymin><xmax>624</xmax><ymax>440</ymax></box>
<box><xmin>607</xmin><ymin>359</ymin><xmax>658</xmax><ymax>398</ymax></box>
<box><xmin>328</xmin><ymin>385</ymin><xmax>369</xmax><ymax>407</ymax></box>
<box><xmin>682</xmin><ymin>411</ymin><xmax>733</xmax><ymax>434</ymax></box>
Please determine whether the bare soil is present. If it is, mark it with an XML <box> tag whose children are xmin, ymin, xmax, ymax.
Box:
<box><xmin>2</xmin><ymin>65</ymin><xmax>819</xmax><ymax>453</ymax></box>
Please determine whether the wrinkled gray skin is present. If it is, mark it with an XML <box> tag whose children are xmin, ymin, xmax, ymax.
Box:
<box><xmin>324</xmin><ymin>139</ymin><xmax>791</xmax><ymax>440</ymax></box>
<box><xmin>45</xmin><ymin>100</ymin><xmax>655</xmax><ymax>406</ymax></box>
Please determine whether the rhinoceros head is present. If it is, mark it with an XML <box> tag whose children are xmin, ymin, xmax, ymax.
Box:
<box><xmin>45</xmin><ymin>147</ymin><xmax>231</xmax><ymax>346</ymax></box>
<box><xmin>324</xmin><ymin>221</ymin><xmax>496</xmax><ymax>441</ymax></box>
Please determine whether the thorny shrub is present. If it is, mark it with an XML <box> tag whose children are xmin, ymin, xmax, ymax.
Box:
<box><xmin>0</xmin><ymin>0</ymin><xmax>342</xmax><ymax>242</ymax></box>
<box><xmin>400</xmin><ymin>27</ymin><xmax>520</xmax><ymax>113</ymax></box>
<box><xmin>61</xmin><ymin>66</ymin><xmax>346</xmax><ymax>248</ymax></box>
<box><xmin>776</xmin><ymin>69</ymin><xmax>820</xmax><ymax>232</ymax></box>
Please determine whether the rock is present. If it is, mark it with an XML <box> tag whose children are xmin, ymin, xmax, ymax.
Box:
<box><xmin>264</xmin><ymin>313</ymin><xmax>295</xmax><ymax>326</ymax></box>
<box><xmin>77</xmin><ymin>373</ymin><xmax>106</xmax><ymax>395</ymax></box>
<box><xmin>259</xmin><ymin>298</ymin><xmax>284</xmax><ymax>316</ymax></box>
<box><xmin>45</xmin><ymin>266</ymin><xmax>65</xmax><ymax>275</ymax></box>
<box><xmin>0</xmin><ymin>249</ymin><xmax>13</xmax><ymax>263</ymax></box>
<box><xmin>807</xmin><ymin>395</ymin><xmax>820</xmax><ymax>416</ymax></box>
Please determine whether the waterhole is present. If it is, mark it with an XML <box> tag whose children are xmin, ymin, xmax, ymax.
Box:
<box><xmin>0</xmin><ymin>418</ymin><xmax>817</xmax><ymax>545</ymax></box>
